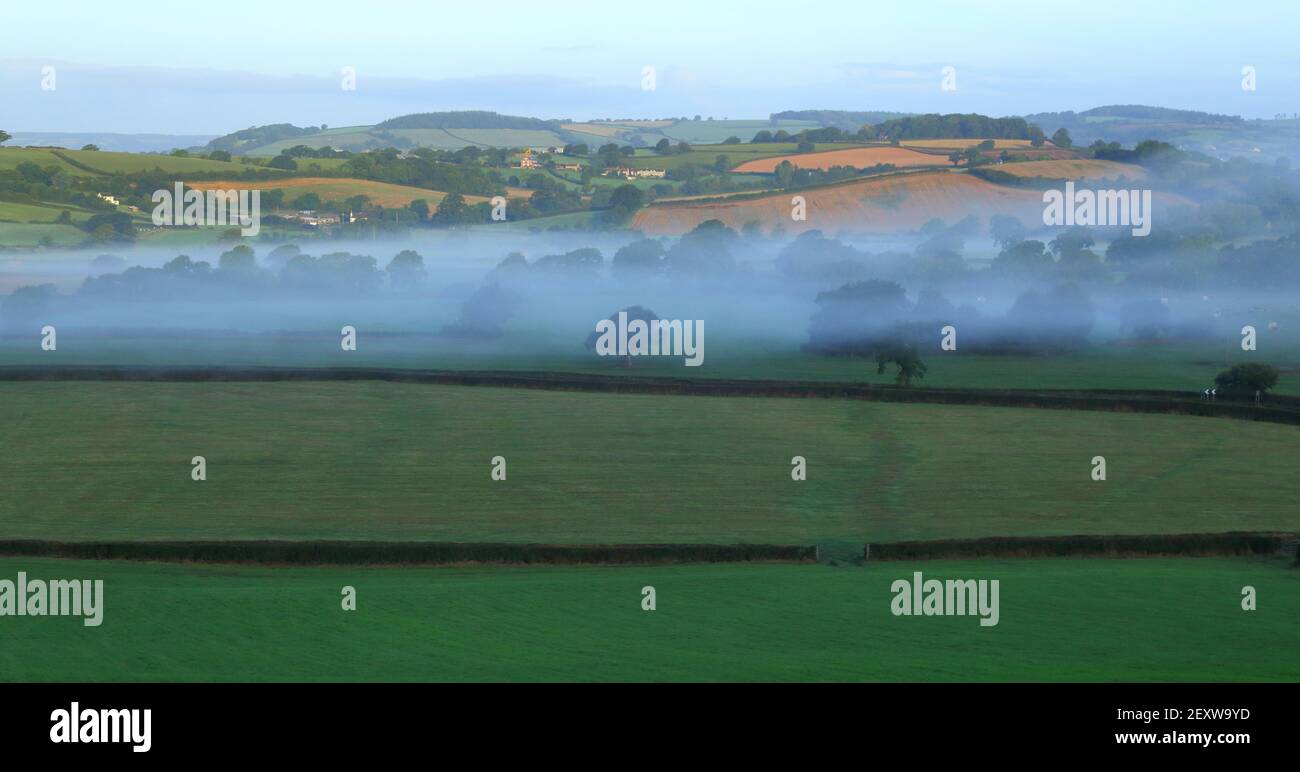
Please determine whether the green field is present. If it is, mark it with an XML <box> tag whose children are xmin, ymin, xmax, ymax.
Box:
<box><xmin>0</xmin><ymin>556</ymin><xmax>1293</xmax><ymax>681</ymax></box>
<box><xmin>622</xmin><ymin>142</ymin><xmax>850</xmax><ymax>172</ymax></box>
<box><xmin>0</xmin><ymin>222</ymin><xmax>89</xmax><ymax>247</ymax></box>
<box><xmin>1</xmin><ymin>382</ymin><xmax>1296</xmax><ymax>543</ymax></box>
<box><xmin>0</xmin><ymin>200</ymin><xmax>97</xmax><ymax>224</ymax></box>
<box><xmin>0</xmin><ymin>147</ymin><xmax>260</xmax><ymax>176</ymax></box>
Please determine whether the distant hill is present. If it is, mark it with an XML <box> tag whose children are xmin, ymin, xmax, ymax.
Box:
<box><xmin>201</xmin><ymin>112</ymin><xmax>823</xmax><ymax>155</ymax></box>
<box><xmin>205</xmin><ymin>124</ymin><xmax>323</xmax><ymax>154</ymax></box>
<box><xmin>769</xmin><ymin>110</ymin><xmax>913</xmax><ymax>130</ymax></box>
<box><xmin>1024</xmin><ymin>104</ymin><xmax>1298</xmax><ymax>162</ymax></box>
<box><xmin>375</xmin><ymin>111</ymin><xmax>563</xmax><ymax>130</ymax></box>
<box><xmin>5</xmin><ymin>132</ymin><xmax>217</xmax><ymax>153</ymax></box>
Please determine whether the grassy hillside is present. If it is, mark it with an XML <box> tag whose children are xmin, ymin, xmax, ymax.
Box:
<box><xmin>1</xmin><ymin>556</ymin><xmax>1294</xmax><ymax>681</ymax></box>
<box><xmin>1</xmin><ymin>382</ymin><xmax>1296</xmax><ymax>543</ymax></box>
<box><xmin>187</xmin><ymin>177</ymin><xmax>489</xmax><ymax>209</ymax></box>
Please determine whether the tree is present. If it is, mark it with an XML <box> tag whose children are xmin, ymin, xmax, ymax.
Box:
<box><xmin>611</xmin><ymin>239</ymin><xmax>664</xmax><ymax>279</ymax></box>
<box><xmin>663</xmin><ymin>220</ymin><xmax>738</xmax><ymax>276</ymax></box>
<box><xmin>386</xmin><ymin>249</ymin><xmax>427</xmax><ymax>290</ymax></box>
<box><xmin>1051</xmin><ymin>128</ymin><xmax>1072</xmax><ymax>148</ymax></box>
<box><xmin>989</xmin><ymin>215</ymin><xmax>1027</xmax><ymax>248</ymax></box>
<box><xmin>292</xmin><ymin>192</ymin><xmax>322</xmax><ymax>210</ymax></box>
<box><xmin>605</xmin><ymin>184</ymin><xmax>645</xmax><ymax>224</ymax></box>
<box><xmin>654</xmin><ymin>138</ymin><xmax>672</xmax><ymax>154</ymax></box>
<box><xmin>722</xmin><ymin>136</ymin><xmax>741</xmax><ymax>145</ymax></box>
<box><xmin>431</xmin><ymin>193</ymin><xmax>472</xmax><ymax>225</ymax></box>
<box><xmin>208</xmin><ymin>150</ymin><xmax>231</xmax><ymax>161</ymax></box>
<box><xmin>875</xmin><ymin>344</ymin><xmax>928</xmax><ymax>386</ymax></box>
<box><xmin>217</xmin><ymin>245</ymin><xmax>258</xmax><ymax>276</ymax></box>
<box><xmin>81</xmin><ymin>144</ymin><xmax>100</xmax><ymax>151</ymax></box>
<box><xmin>0</xmin><ymin>130</ymin><xmax>11</xmax><ymax>145</ymax></box>
<box><xmin>408</xmin><ymin>199</ymin><xmax>430</xmax><ymax>221</ymax></box>
<box><xmin>1214</xmin><ymin>363</ymin><xmax>1280</xmax><ymax>397</ymax></box>
<box><xmin>585</xmin><ymin>305</ymin><xmax>660</xmax><ymax>367</ymax></box>
<box><xmin>268</xmin><ymin>154</ymin><xmax>298</xmax><ymax>171</ymax></box>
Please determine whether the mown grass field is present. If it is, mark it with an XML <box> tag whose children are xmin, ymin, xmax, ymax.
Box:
<box><xmin>0</xmin><ymin>556</ymin><xmax>1293</xmax><ymax>682</ymax></box>
<box><xmin>0</xmin><ymin>382</ymin><xmax>1296</xmax><ymax>543</ymax></box>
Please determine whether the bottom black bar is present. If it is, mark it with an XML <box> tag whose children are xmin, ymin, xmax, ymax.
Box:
<box><xmin>0</xmin><ymin>683</ymin><xmax>1290</xmax><ymax>759</ymax></box>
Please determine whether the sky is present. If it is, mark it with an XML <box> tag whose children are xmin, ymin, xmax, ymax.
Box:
<box><xmin>1</xmin><ymin>0</ymin><xmax>1296</xmax><ymax>134</ymax></box>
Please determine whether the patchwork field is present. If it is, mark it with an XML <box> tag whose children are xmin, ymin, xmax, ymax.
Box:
<box><xmin>0</xmin><ymin>556</ymin><xmax>1294</xmax><ymax>682</ymax></box>
<box><xmin>633</xmin><ymin>171</ymin><xmax>1046</xmax><ymax>234</ymax></box>
<box><xmin>0</xmin><ymin>381</ymin><xmax>1296</xmax><ymax>544</ymax></box>
<box><xmin>733</xmin><ymin>146</ymin><xmax>949</xmax><ymax>173</ymax></box>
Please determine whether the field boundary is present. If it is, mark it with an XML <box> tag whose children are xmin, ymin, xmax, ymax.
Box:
<box><xmin>866</xmin><ymin>532</ymin><xmax>1298</xmax><ymax>561</ymax></box>
<box><xmin>2</xmin><ymin>365</ymin><xmax>1298</xmax><ymax>425</ymax></box>
<box><xmin>0</xmin><ymin>533</ymin><xmax>1291</xmax><ymax>566</ymax></box>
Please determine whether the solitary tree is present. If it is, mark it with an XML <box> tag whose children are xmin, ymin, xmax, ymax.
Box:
<box><xmin>875</xmin><ymin>344</ymin><xmax>928</xmax><ymax>386</ymax></box>
<box><xmin>1215</xmin><ymin>363</ymin><xmax>1280</xmax><ymax>397</ymax></box>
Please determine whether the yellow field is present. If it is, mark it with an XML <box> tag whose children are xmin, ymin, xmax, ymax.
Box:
<box><xmin>561</xmin><ymin>123</ymin><xmax>626</xmax><ymax>138</ymax></box>
<box><xmin>990</xmin><ymin>159</ymin><xmax>1147</xmax><ymax>181</ymax></box>
<box><xmin>733</xmin><ymin>146</ymin><xmax>948</xmax><ymax>173</ymax></box>
<box><xmin>633</xmin><ymin>171</ymin><xmax>1047</xmax><ymax>235</ymax></box>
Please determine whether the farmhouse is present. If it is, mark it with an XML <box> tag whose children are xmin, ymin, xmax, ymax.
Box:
<box><xmin>514</xmin><ymin>149</ymin><xmax>542</xmax><ymax>170</ymax></box>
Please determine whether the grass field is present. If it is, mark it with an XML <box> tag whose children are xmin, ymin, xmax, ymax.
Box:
<box><xmin>733</xmin><ymin>146</ymin><xmax>949</xmax><ymax>173</ymax></box>
<box><xmin>0</xmin><ymin>200</ymin><xmax>96</xmax><ymax>224</ymax></box>
<box><xmin>0</xmin><ymin>146</ymin><xmax>271</xmax><ymax>176</ymax></box>
<box><xmin>0</xmin><ymin>381</ymin><xmax>1296</xmax><ymax>543</ymax></box>
<box><xmin>624</xmin><ymin>142</ymin><xmax>845</xmax><ymax>172</ymax></box>
<box><xmin>187</xmin><ymin>177</ymin><xmax>483</xmax><ymax>209</ymax></box>
<box><xmin>0</xmin><ymin>555</ymin><xmax>1293</xmax><ymax>681</ymax></box>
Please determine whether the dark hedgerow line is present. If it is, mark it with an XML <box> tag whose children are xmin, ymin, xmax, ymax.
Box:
<box><xmin>0</xmin><ymin>533</ymin><xmax>1291</xmax><ymax>566</ymax></box>
<box><xmin>2</xmin><ymin>365</ymin><xmax>1299</xmax><ymax>426</ymax></box>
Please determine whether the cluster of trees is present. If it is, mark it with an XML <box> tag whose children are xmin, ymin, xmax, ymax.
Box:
<box><xmin>871</xmin><ymin>114</ymin><xmax>1046</xmax><ymax>144</ymax></box>
<box><xmin>806</xmin><ymin>277</ymin><xmax>1097</xmax><ymax>360</ymax></box>
<box><xmin>70</xmin><ymin>245</ymin><xmax>430</xmax><ymax>301</ymax></box>
<box><xmin>772</xmin><ymin>160</ymin><xmax>893</xmax><ymax>189</ymax></box>
<box><xmin>338</xmin><ymin>148</ymin><xmax>502</xmax><ymax>197</ymax></box>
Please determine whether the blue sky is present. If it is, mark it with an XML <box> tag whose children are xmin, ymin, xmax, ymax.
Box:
<box><xmin>1</xmin><ymin>0</ymin><xmax>1296</xmax><ymax>133</ymax></box>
